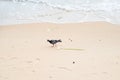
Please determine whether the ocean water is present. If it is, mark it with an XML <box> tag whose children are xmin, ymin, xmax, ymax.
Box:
<box><xmin>0</xmin><ymin>0</ymin><xmax>120</xmax><ymax>25</ymax></box>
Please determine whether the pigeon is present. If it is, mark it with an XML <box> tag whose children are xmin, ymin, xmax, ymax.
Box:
<box><xmin>47</xmin><ymin>39</ymin><xmax>62</xmax><ymax>47</ymax></box>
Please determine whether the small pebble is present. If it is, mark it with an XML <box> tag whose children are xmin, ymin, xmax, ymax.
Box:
<box><xmin>73</xmin><ymin>61</ymin><xmax>75</xmax><ymax>64</ymax></box>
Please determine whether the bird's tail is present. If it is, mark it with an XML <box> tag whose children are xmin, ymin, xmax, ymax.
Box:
<box><xmin>47</xmin><ymin>40</ymin><xmax>50</xmax><ymax>42</ymax></box>
<box><xmin>58</xmin><ymin>39</ymin><xmax>62</xmax><ymax>42</ymax></box>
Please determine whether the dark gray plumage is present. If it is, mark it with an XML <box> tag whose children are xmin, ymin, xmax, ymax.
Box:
<box><xmin>47</xmin><ymin>39</ymin><xmax>62</xmax><ymax>47</ymax></box>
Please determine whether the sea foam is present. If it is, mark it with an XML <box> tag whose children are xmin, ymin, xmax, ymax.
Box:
<box><xmin>0</xmin><ymin>0</ymin><xmax>120</xmax><ymax>25</ymax></box>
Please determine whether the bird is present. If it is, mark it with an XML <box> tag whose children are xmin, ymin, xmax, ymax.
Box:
<box><xmin>47</xmin><ymin>39</ymin><xmax>62</xmax><ymax>47</ymax></box>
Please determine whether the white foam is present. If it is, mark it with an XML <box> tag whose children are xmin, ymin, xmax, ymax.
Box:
<box><xmin>0</xmin><ymin>0</ymin><xmax>120</xmax><ymax>25</ymax></box>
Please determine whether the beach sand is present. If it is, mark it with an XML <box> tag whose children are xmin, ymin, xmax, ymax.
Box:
<box><xmin>0</xmin><ymin>22</ymin><xmax>120</xmax><ymax>80</ymax></box>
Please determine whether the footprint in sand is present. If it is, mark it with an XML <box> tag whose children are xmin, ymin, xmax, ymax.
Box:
<box><xmin>36</xmin><ymin>58</ymin><xmax>40</xmax><ymax>61</ymax></box>
<box><xmin>11</xmin><ymin>45</ymin><xmax>15</xmax><ymax>48</ymax></box>
<box><xmin>10</xmin><ymin>57</ymin><xmax>17</xmax><ymax>60</ymax></box>
<box><xmin>32</xmin><ymin>70</ymin><xmax>36</xmax><ymax>72</ymax></box>
<box><xmin>49</xmin><ymin>76</ymin><xmax>53</xmax><ymax>79</ymax></box>
<box><xmin>26</xmin><ymin>61</ymin><xmax>33</xmax><ymax>64</ymax></box>
<box><xmin>102</xmin><ymin>72</ymin><xmax>108</xmax><ymax>74</ymax></box>
<box><xmin>116</xmin><ymin>61</ymin><xmax>119</xmax><ymax>64</ymax></box>
<box><xmin>0</xmin><ymin>57</ymin><xmax>5</xmax><ymax>60</ymax></box>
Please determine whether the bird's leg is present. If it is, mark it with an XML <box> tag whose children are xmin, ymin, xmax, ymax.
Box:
<box><xmin>52</xmin><ymin>44</ymin><xmax>54</xmax><ymax>47</ymax></box>
<box><xmin>52</xmin><ymin>44</ymin><xmax>57</xmax><ymax>47</ymax></box>
<box><xmin>55</xmin><ymin>44</ymin><xmax>57</xmax><ymax>47</ymax></box>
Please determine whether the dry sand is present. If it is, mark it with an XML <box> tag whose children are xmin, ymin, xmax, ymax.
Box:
<box><xmin>0</xmin><ymin>22</ymin><xmax>120</xmax><ymax>80</ymax></box>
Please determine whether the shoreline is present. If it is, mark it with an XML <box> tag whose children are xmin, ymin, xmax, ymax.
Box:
<box><xmin>0</xmin><ymin>21</ymin><xmax>120</xmax><ymax>26</ymax></box>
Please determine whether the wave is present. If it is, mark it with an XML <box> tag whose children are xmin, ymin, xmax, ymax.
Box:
<box><xmin>1</xmin><ymin>0</ymin><xmax>120</xmax><ymax>25</ymax></box>
<box><xmin>11</xmin><ymin>0</ymin><xmax>120</xmax><ymax>11</ymax></box>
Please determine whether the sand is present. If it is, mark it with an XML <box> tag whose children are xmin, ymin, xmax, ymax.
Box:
<box><xmin>0</xmin><ymin>22</ymin><xmax>120</xmax><ymax>80</ymax></box>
